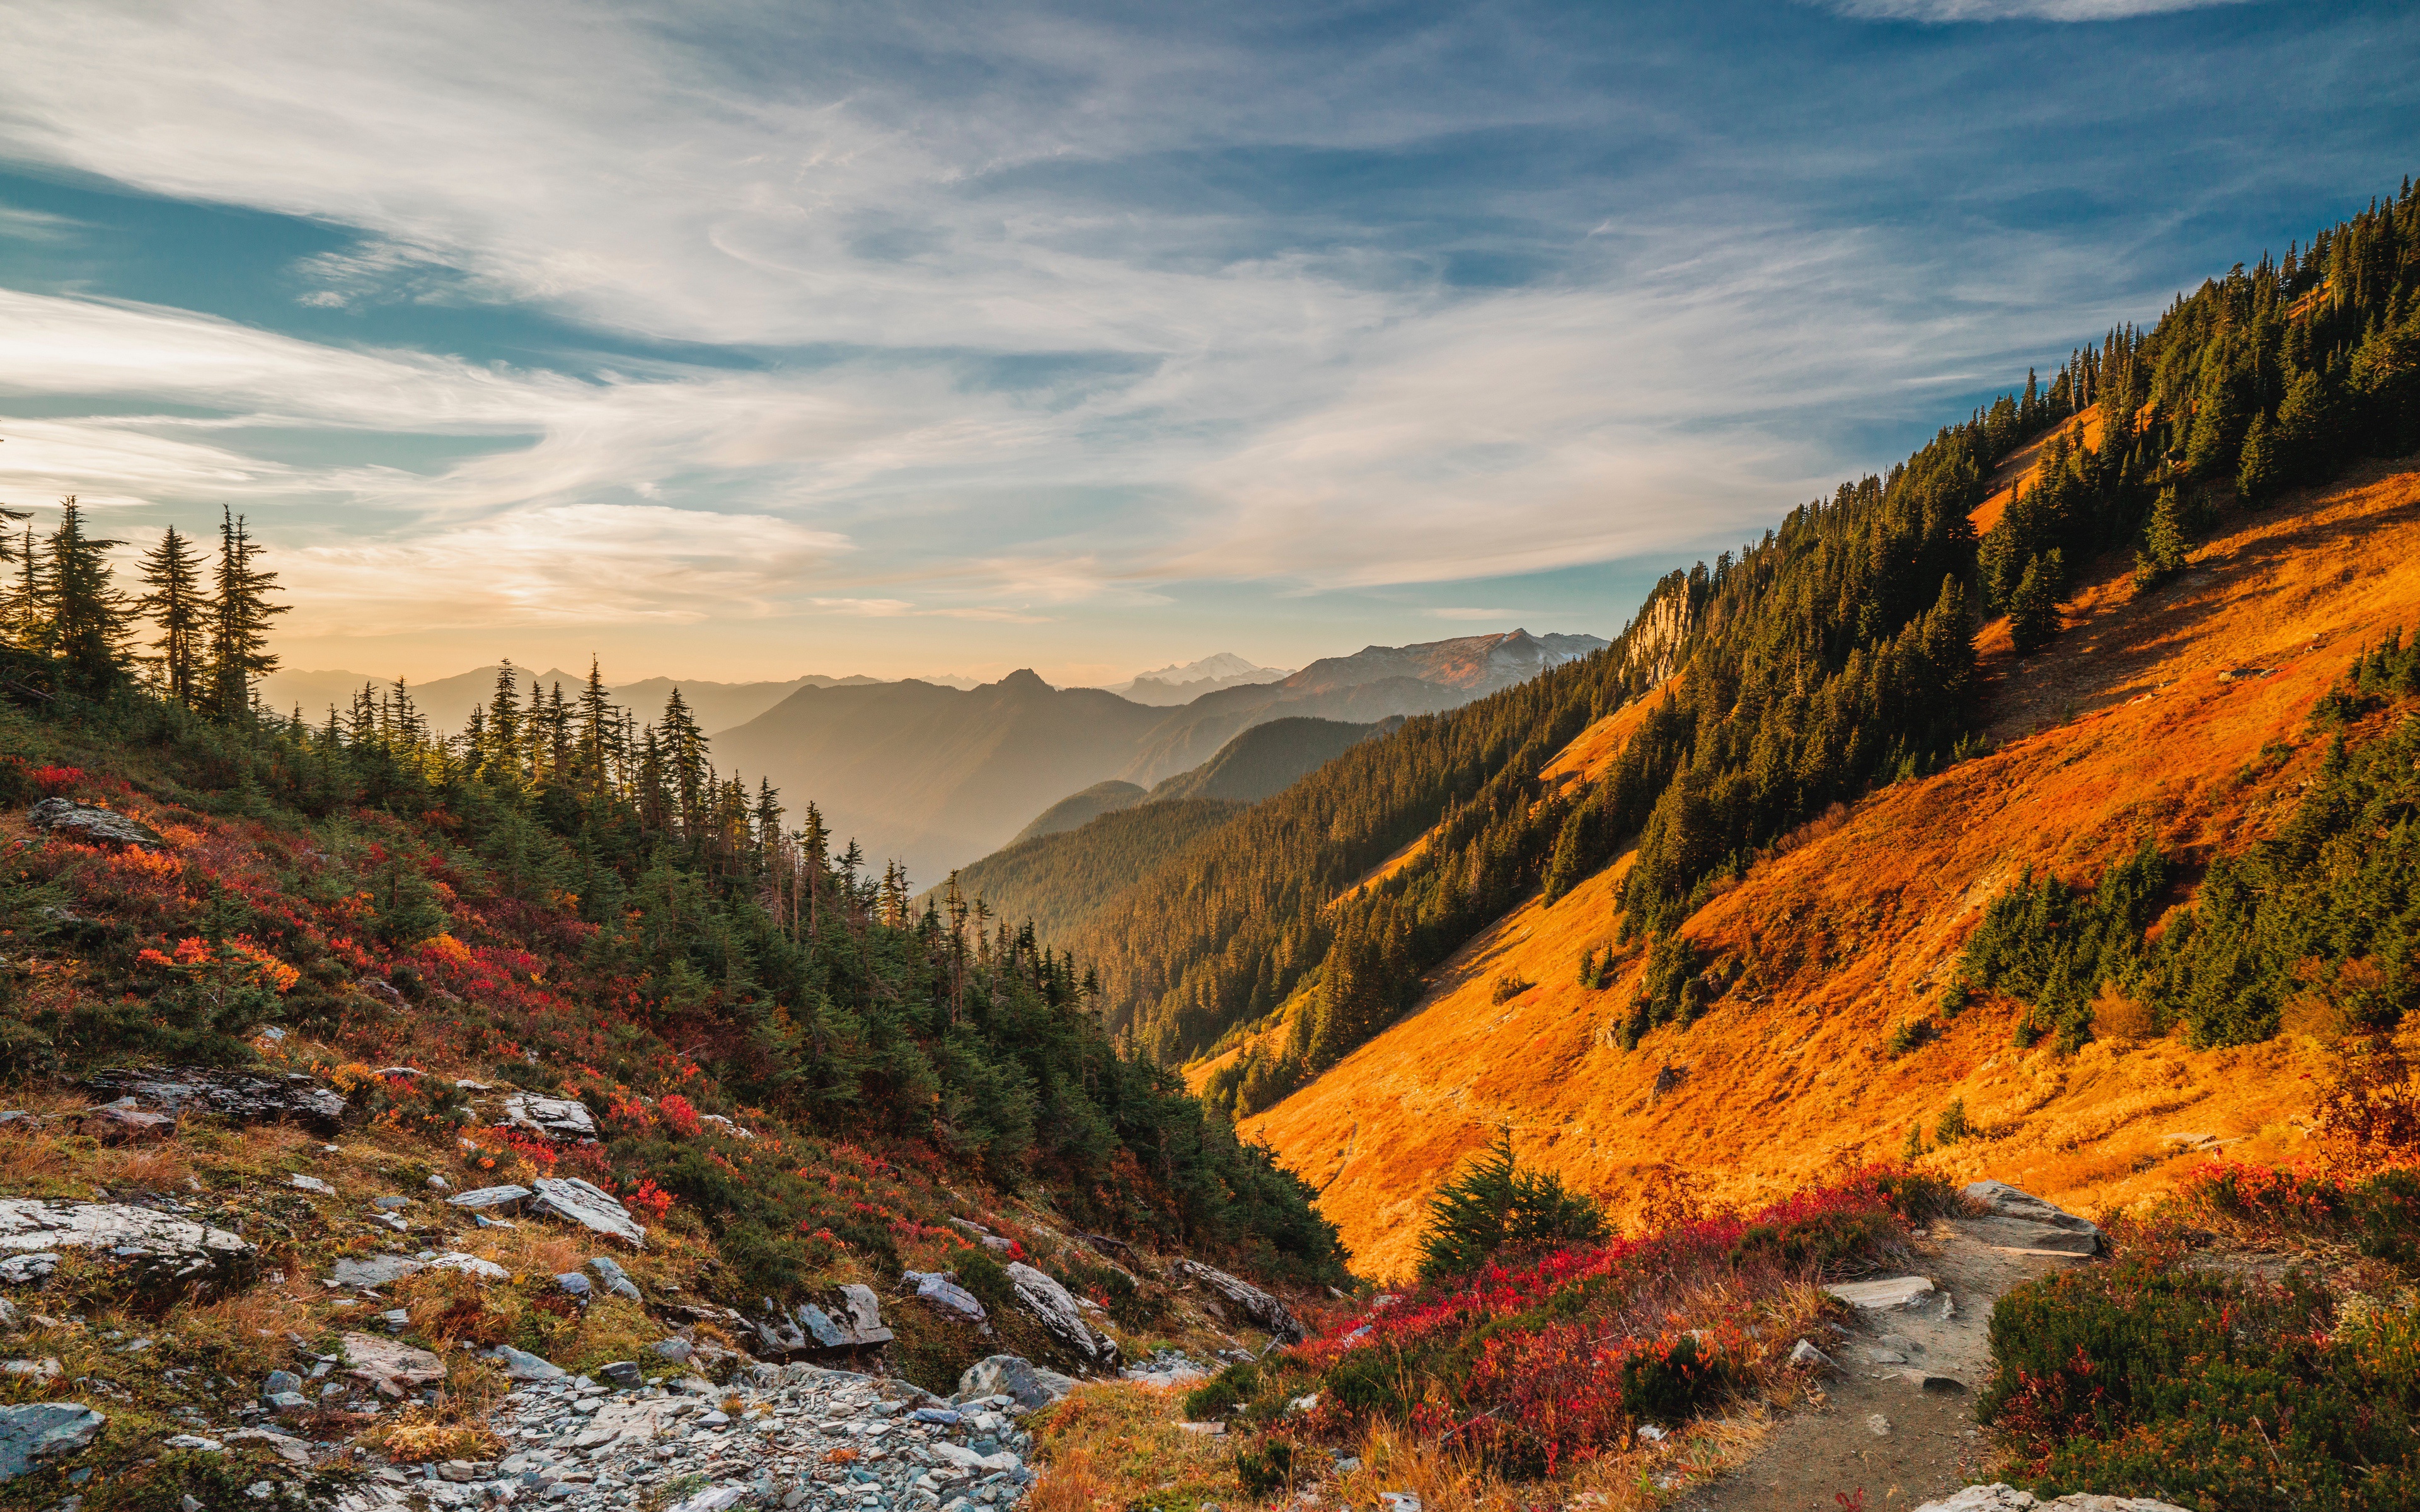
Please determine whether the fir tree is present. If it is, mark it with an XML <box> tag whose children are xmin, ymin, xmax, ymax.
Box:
<box><xmin>2007</xmin><ymin>549</ymin><xmax>2063</xmax><ymax>656</ymax></box>
<box><xmin>134</xmin><ymin>525</ymin><xmax>208</xmax><ymax>704</ymax></box>
<box><xmin>2236</xmin><ymin>411</ymin><xmax>2278</xmax><ymax>504</ymax></box>
<box><xmin>44</xmin><ymin>497</ymin><xmax>131</xmax><ymax>693</ymax></box>
<box><xmin>205</xmin><ymin>508</ymin><xmax>289</xmax><ymax>719</ymax></box>
<box><xmin>1415</xmin><ymin>1127</ymin><xmax>1608</xmax><ymax>1281</ymax></box>
<box><xmin>2133</xmin><ymin>488</ymin><xmax>2193</xmax><ymax>588</ymax></box>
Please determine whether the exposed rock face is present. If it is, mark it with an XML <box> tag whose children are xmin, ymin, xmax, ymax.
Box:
<box><xmin>0</xmin><ymin>1402</ymin><xmax>105</xmax><ymax>1481</ymax></box>
<box><xmin>0</xmin><ymin>1199</ymin><xmax>251</xmax><ymax>1286</ymax></box>
<box><xmin>1959</xmin><ymin>1181</ymin><xmax>2104</xmax><ymax>1256</ymax></box>
<box><xmin>445</xmin><ymin>1184</ymin><xmax>533</xmax><ymax>1213</ymax></box>
<box><xmin>502</xmin><ymin>1094</ymin><xmax>599</xmax><ymax>1142</ymax></box>
<box><xmin>753</xmin><ymin>1287</ymin><xmax>893</xmax><ymax>1356</ymax></box>
<box><xmin>81</xmin><ymin>1066</ymin><xmax>349</xmax><ymax>1133</ymax></box>
<box><xmin>957</xmin><ymin>1354</ymin><xmax>1076</xmax><ymax>1412</ymax></box>
<box><xmin>1172</xmin><ymin>1258</ymin><xmax>1305</xmax><ymax>1343</ymax></box>
<box><xmin>27</xmin><ymin>799</ymin><xmax>163</xmax><ymax>850</ymax></box>
<box><xmin>902</xmin><ymin>1269</ymin><xmax>987</xmax><ymax>1325</ymax></box>
<box><xmin>81</xmin><ymin>1098</ymin><xmax>175</xmax><ymax>1141</ymax></box>
<box><xmin>1824</xmin><ymin>1276</ymin><xmax>1937</xmax><ymax>1310</ymax></box>
<box><xmin>1912</xmin><ymin>1486</ymin><xmax>2190</xmax><ymax>1512</ymax></box>
<box><xmin>330</xmin><ymin>1254</ymin><xmax>425</xmax><ymax>1290</ymax></box>
<box><xmin>341</xmin><ymin>1332</ymin><xmax>446</xmax><ymax>1395</ymax></box>
<box><xmin>529</xmin><ymin>1177</ymin><xmax>644</xmax><ymax>1247</ymax></box>
<box><xmin>1004</xmin><ymin>1262</ymin><xmax>1119</xmax><ymax>1369</ymax></box>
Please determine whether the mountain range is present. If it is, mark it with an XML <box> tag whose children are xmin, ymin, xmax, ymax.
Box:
<box><xmin>712</xmin><ymin>629</ymin><xmax>1604</xmax><ymax>885</ymax></box>
<box><xmin>1099</xmin><ymin>651</ymin><xmax>1293</xmax><ymax>705</ymax></box>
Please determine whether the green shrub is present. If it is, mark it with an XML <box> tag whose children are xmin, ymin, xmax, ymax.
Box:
<box><xmin>1729</xmin><ymin>1208</ymin><xmax>1896</xmax><ymax>1277</ymax></box>
<box><xmin>1181</xmin><ymin>1361</ymin><xmax>1260</xmax><ymax>1420</ymax></box>
<box><xmin>1415</xmin><ymin>1128</ymin><xmax>1608</xmax><ymax>1281</ymax></box>
<box><xmin>1618</xmin><ymin>1335</ymin><xmax>1732</xmax><ymax>1426</ymax></box>
<box><xmin>1934</xmin><ymin>1099</ymin><xmax>1969</xmax><ymax>1146</ymax></box>
<box><xmin>1884</xmin><ymin>1017</ymin><xmax>1938</xmax><ymax>1057</ymax></box>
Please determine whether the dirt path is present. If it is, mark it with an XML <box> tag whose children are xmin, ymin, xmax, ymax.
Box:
<box><xmin>1681</xmin><ymin>1221</ymin><xmax>2092</xmax><ymax>1512</ymax></box>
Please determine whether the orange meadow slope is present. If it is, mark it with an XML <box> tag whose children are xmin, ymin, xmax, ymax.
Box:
<box><xmin>1970</xmin><ymin>405</ymin><xmax>2106</xmax><ymax>536</ymax></box>
<box><xmin>1243</xmin><ymin>459</ymin><xmax>2420</xmax><ymax>1281</ymax></box>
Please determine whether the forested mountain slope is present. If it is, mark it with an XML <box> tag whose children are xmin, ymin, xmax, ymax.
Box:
<box><xmin>1233</xmin><ymin>455</ymin><xmax>2420</xmax><ymax>1278</ymax></box>
<box><xmin>1092</xmin><ymin>179</ymin><xmax>2420</xmax><ymax>1081</ymax></box>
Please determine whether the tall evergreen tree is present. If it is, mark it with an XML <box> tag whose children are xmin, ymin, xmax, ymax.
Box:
<box><xmin>134</xmin><ymin>524</ymin><xmax>208</xmax><ymax>704</ymax></box>
<box><xmin>44</xmin><ymin>498</ymin><xmax>131</xmax><ymax>692</ymax></box>
<box><xmin>205</xmin><ymin>508</ymin><xmax>289</xmax><ymax>718</ymax></box>
<box><xmin>2007</xmin><ymin>549</ymin><xmax>2064</xmax><ymax>655</ymax></box>
<box><xmin>2133</xmin><ymin>488</ymin><xmax>2194</xmax><ymax>588</ymax></box>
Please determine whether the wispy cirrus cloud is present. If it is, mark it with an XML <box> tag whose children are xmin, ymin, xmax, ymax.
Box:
<box><xmin>1812</xmin><ymin>0</ymin><xmax>2250</xmax><ymax>18</ymax></box>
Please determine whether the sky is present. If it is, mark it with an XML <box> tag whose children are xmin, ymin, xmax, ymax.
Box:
<box><xmin>0</xmin><ymin>0</ymin><xmax>2412</xmax><ymax>689</ymax></box>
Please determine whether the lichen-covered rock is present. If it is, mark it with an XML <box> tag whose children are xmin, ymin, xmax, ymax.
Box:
<box><xmin>81</xmin><ymin>1066</ymin><xmax>347</xmax><ymax>1133</ymax></box>
<box><xmin>81</xmin><ymin>1098</ymin><xmax>175</xmax><ymax>1142</ymax></box>
<box><xmin>1912</xmin><ymin>1485</ymin><xmax>2191</xmax><ymax>1512</ymax></box>
<box><xmin>957</xmin><ymin>1353</ymin><xmax>1076</xmax><ymax>1411</ymax></box>
<box><xmin>1173</xmin><ymin>1257</ymin><xmax>1305</xmax><ymax>1344</ymax></box>
<box><xmin>27</xmin><ymin>798</ymin><xmax>163</xmax><ymax>850</ymax></box>
<box><xmin>1959</xmin><ymin>1181</ymin><xmax>2104</xmax><ymax>1256</ymax></box>
<box><xmin>529</xmin><ymin>1177</ymin><xmax>644</xmax><ymax>1247</ymax></box>
<box><xmin>445</xmin><ymin>1184</ymin><xmax>533</xmax><ymax>1213</ymax></box>
<box><xmin>501</xmin><ymin>1094</ymin><xmax>598</xmax><ymax>1142</ymax></box>
<box><xmin>837</xmin><ymin>1283</ymin><xmax>892</xmax><ymax>1343</ymax></box>
<box><xmin>0</xmin><ymin>1402</ymin><xmax>104</xmax><ymax>1481</ymax></box>
<box><xmin>340</xmin><ymin>1332</ymin><xmax>445</xmax><ymax>1394</ymax></box>
<box><xmin>902</xmin><ymin>1269</ymin><xmax>986</xmax><ymax>1326</ymax></box>
<box><xmin>1005</xmin><ymin>1261</ymin><xmax>1119</xmax><ymax>1369</ymax></box>
<box><xmin>330</xmin><ymin>1254</ymin><xmax>424</xmax><ymax>1289</ymax></box>
<box><xmin>0</xmin><ymin>1199</ymin><xmax>251</xmax><ymax>1286</ymax></box>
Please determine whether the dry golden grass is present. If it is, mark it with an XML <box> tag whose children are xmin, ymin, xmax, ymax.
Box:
<box><xmin>1232</xmin><ymin>459</ymin><xmax>2420</xmax><ymax>1280</ymax></box>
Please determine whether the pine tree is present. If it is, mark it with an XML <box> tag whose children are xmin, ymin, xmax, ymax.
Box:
<box><xmin>2133</xmin><ymin>488</ymin><xmax>2193</xmax><ymax>588</ymax></box>
<box><xmin>483</xmin><ymin>660</ymin><xmax>523</xmax><ymax>781</ymax></box>
<box><xmin>3</xmin><ymin>525</ymin><xmax>38</xmax><ymax>648</ymax></box>
<box><xmin>659</xmin><ymin>689</ymin><xmax>706</xmax><ymax>835</ymax></box>
<box><xmin>44</xmin><ymin>497</ymin><xmax>132</xmax><ymax>692</ymax></box>
<box><xmin>2236</xmin><ymin>411</ymin><xmax>2278</xmax><ymax>504</ymax></box>
<box><xmin>204</xmin><ymin>508</ymin><xmax>289</xmax><ymax>719</ymax></box>
<box><xmin>2007</xmin><ymin>549</ymin><xmax>2063</xmax><ymax>655</ymax></box>
<box><xmin>133</xmin><ymin>525</ymin><xmax>208</xmax><ymax>704</ymax></box>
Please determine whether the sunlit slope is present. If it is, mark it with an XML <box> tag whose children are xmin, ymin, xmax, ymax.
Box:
<box><xmin>1242</xmin><ymin>459</ymin><xmax>2419</xmax><ymax>1281</ymax></box>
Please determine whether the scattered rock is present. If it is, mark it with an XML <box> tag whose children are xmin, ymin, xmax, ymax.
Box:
<box><xmin>556</xmin><ymin>1273</ymin><xmax>592</xmax><ymax>1298</ymax></box>
<box><xmin>340</xmin><ymin>1332</ymin><xmax>445</xmax><ymax>1394</ymax></box>
<box><xmin>490</xmin><ymin>1346</ymin><xmax>565</xmax><ymax>1381</ymax></box>
<box><xmin>331</xmin><ymin>1255</ymin><xmax>424</xmax><ymax>1290</ymax></box>
<box><xmin>1005</xmin><ymin>1261</ymin><xmax>1119</xmax><ymax>1368</ymax></box>
<box><xmin>836</xmin><ymin>1282</ymin><xmax>892</xmax><ymax>1343</ymax></box>
<box><xmin>427</xmin><ymin>1252</ymin><xmax>509</xmax><ymax>1282</ymax></box>
<box><xmin>599</xmin><ymin>1360</ymin><xmax>644</xmax><ymax>1389</ymax></box>
<box><xmin>957</xmin><ymin>1354</ymin><xmax>1076</xmax><ymax>1411</ymax></box>
<box><xmin>500</xmin><ymin>1094</ymin><xmax>598</xmax><ymax>1143</ymax></box>
<box><xmin>1865</xmin><ymin>1414</ymin><xmax>1893</xmax><ymax>1437</ymax></box>
<box><xmin>1172</xmin><ymin>1258</ymin><xmax>1305</xmax><ymax>1344</ymax></box>
<box><xmin>528</xmin><ymin>1177</ymin><xmax>644</xmax><ymax>1247</ymax></box>
<box><xmin>0</xmin><ymin>1402</ymin><xmax>104</xmax><ymax>1480</ymax></box>
<box><xmin>262</xmin><ymin>1370</ymin><xmax>302</xmax><ymax>1399</ymax></box>
<box><xmin>1823</xmin><ymin>1276</ymin><xmax>1937</xmax><ymax>1310</ymax></box>
<box><xmin>1788</xmin><ymin>1338</ymin><xmax>1836</xmax><ymax>1371</ymax></box>
<box><xmin>0</xmin><ymin>1199</ymin><xmax>252</xmax><ymax>1286</ymax></box>
<box><xmin>81</xmin><ymin>1067</ymin><xmax>347</xmax><ymax>1133</ymax></box>
<box><xmin>287</xmin><ymin>1175</ymin><xmax>335</xmax><ymax>1196</ymax></box>
<box><xmin>1918</xmin><ymin>1374</ymin><xmax>1967</xmax><ymax>1394</ymax></box>
<box><xmin>355</xmin><ymin>978</ymin><xmax>406</xmax><ymax>1008</ymax></box>
<box><xmin>267</xmin><ymin>1390</ymin><xmax>312</xmax><ymax>1416</ymax></box>
<box><xmin>222</xmin><ymin>1428</ymin><xmax>311</xmax><ymax>1466</ymax></box>
<box><xmin>651</xmin><ymin>1337</ymin><xmax>693</xmax><ymax>1365</ymax></box>
<box><xmin>1912</xmin><ymin>1486</ymin><xmax>2192</xmax><ymax>1512</ymax></box>
<box><xmin>370</xmin><ymin>1195</ymin><xmax>412</xmax><ymax>1211</ymax></box>
<box><xmin>28</xmin><ymin>799</ymin><xmax>163</xmax><ymax>850</ymax></box>
<box><xmin>1121</xmin><ymin>1350</ymin><xmax>1211</xmax><ymax>1389</ymax></box>
<box><xmin>444</xmin><ymin>1184</ymin><xmax>532</xmax><ymax>1213</ymax></box>
<box><xmin>1378</xmin><ymin>1495</ymin><xmax>1423</xmax><ymax>1512</ymax></box>
<box><xmin>425</xmin><ymin>1174</ymin><xmax>450</xmax><ymax>1191</ymax></box>
<box><xmin>588</xmin><ymin>1255</ymin><xmax>642</xmax><ymax>1300</ymax></box>
<box><xmin>902</xmin><ymin>1269</ymin><xmax>987</xmax><ymax>1325</ymax></box>
<box><xmin>1959</xmin><ymin>1181</ymin><xmax>2103</xmax><ymax>1256</ymax></box>
<box><xmin>1</xmin><ymin>1358</ymin><xmax>59</xmax><ymax>1381</ymax></box>
<box><xmin>81</xmin><ymin>1098</ymin><xmax>176</xmax><ymax>1142</ymax></box>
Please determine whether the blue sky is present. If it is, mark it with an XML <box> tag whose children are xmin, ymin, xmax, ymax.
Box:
<box><xmin>0</xmin><ymin>0</ymin><xmax>2412</xmax><ymax>687</ymax></box>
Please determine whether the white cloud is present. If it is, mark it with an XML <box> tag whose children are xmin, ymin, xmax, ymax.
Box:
<box><xmin>1814</xmin><ymin>0</ymin><xmax>2250</xmax><ymax>19</ymax></box>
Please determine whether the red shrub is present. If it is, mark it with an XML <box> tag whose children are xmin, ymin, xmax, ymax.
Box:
<box><xmin>657</xmin><ymin>1094</ymin><xmax>703</xmax><ymax>1138</ymax></box>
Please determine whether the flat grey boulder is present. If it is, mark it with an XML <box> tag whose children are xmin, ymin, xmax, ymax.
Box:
<box><xmin>589</xmin><ymin>1255</ymin><xmax>641</xmax><ymax>1300</ymax></box>
<box><xmin>836</xmin><ymin>1283</ymin><xmax>892</xmax><ymax>1343</ymax></box>
<box><xmin>1824</xmin><ymin>1276</ymin><xmax>1936</xmax><ymax>1310</ymax></box>
<box><xmin>331</xmin><ymin>1254</ymin><xmax>424</xmax><ymax>1289</ymax></box>
<box><xmin>341</xmin><ymin>1332</ymin><xmax>445</xmax><ymax>1394</ymax></box>
<box><xmin>957</xmin><ymin>1354</ymin><xmax>1076</xmax><ymax>1411</ymax></box>
<box><xmin>489</xmin><ymin>1346</ymin><xmax>564</xmax><ymax>1382</ymax></box>
<box><xmin>0</xmin><ymin>1199</ymin><xmax>251</xmax><ymax>1286</ymax></box>
<box><xmin>1173</xmin><ymin>1258</ymin><xmax>1304</xmax><ymax>1344</ymax></box>
<box><xmin>529</xmin><ymin>1177</ymin><xmax>643</xmax><ymax>1247</ymax></box>
<box><xmin>902</xmin><ymin>1269</ymin><xmax>986</xmax><ymax>1325</ymax></box>
<box><xmin>1913</xmin><ymin>1486</ymin><xmax>2190</xmax><ymax>1512</ymax></box>
<box><xmin>501</xmin><ymin>1094</ymin><xmax>597</xmax><ymax>1142</ymax></box>
<box><xmin>28</xmin><ymin>798</ymin><xmax>162</xmax><ymax>851</ymax></box>
<box><xmin>1959</xmin><ymin>1181</ymin><xmax>2102</xmax><ymax>1255</ymax></box>
<box><xmin>81</xmin><ymin>1067</ymin><xmax>347</xmax><ymax>1133</ymax></box>
<box><xmin>445</xmin><ymin>1184</ymin><xmax>532</xmax><ymax>1213</ymax></box>
<box><xmin>0</xmin><ymin>1402</ymin><xmax>104</xmax><ymax>1480</ymax></box>
<box><xmin>1006</xmin><ymin>1261</ymin><xmax>1118</xmax><ymax>1369</ymax></box>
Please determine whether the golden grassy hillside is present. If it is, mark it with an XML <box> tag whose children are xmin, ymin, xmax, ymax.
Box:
<box><xmin>1235</xmin><ymin>459</ymin><xmax>2420</xmax><ymax>1281</ymax></box>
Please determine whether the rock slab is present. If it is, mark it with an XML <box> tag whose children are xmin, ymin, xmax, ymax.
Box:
<box><xmin>342</xmin><ymin>1332</ymin><xmax>446</xmax><ymax>1394</ymax></box>
<box><xmin>529</xmin><ymin>1177</ymin><xmax>643</xmax><ymax>1247</ymax></box>
<box><xmin>903</xmin><ymin>1269</ymin><xmax>988</xmax><ymax>1325</ymax></box>
<box><xmin>0</xmin><ymin>1199</ymin><xmax>251</xmax><ymax>1285</ymax></box>
<box><xmin>28</xmin><ymin>799</ymin><xmax>163</xmax><ymax>850</ymax></box>
<box><xmin>0</xmin><ymin>1402</ymin><xmax>104</xmax><ymax>1481</ymax></box>
<box><xmin>1173</xmin><ymin>1257</ymin><xmax>1305</xmax><ymax>1344</ymax></box>
<box><xmin>957</xmin><ymin>1354</ymin><xmax>1076</xmax><ymax>1411</ymax></box>
<box><xmin>1959</xmin><ymin>1181</ymin><xmax>2103</xmax><ymax>1256</ymax></box>
<box><xmin>1824</xmin><ymin>1276</ymin><xmax>1937</xmax><ymax>1310</ymax></box>
<box><xmin>501</xmin><ymin>1094</ymin><xmax>597</xmax><ymax>1142</ymax></box>
<box><xmin>1005</xmin><ymin>1262</ymin><xmax>1118</xmax><ymax>1368</ymax></box>
<box><xmin>81</xmin><ymin>1066</ymin><xmax>347</xmax><ymax>1133</ymax></box>
<box><xmin>1912</xmin><ymin>1485</ymin><xmax>2191</xmax><ymax>1512</ymax></box>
